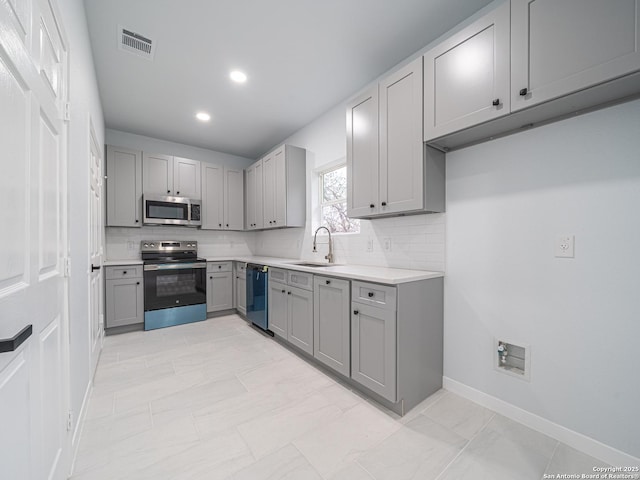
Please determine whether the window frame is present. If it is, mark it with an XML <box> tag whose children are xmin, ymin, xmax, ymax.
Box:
<box><xmin>317</xmin><ymin>162</ymin><xmax>359</xmax><ymax>235</ymax></box>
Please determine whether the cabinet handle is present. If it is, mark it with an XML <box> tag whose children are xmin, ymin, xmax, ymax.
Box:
<box><xmin>368</xmin><ymin>292</ymin><xmax>374</xmax><ymax>297</ymax></box>
<box><xmin>381</xmin><ymin>202</ymin><xmax>387</xmax><ymax>207</ymax></box>
<box><xmin>226</xmin><ymin>224</ymin><xmax>229</xmax><ymax>227</ymax></box>
<box><xmin>135</xmin><ymin>219</ymin><xmax>139</xmax><ymax>223</ymax></box>
<box><xmin>326</xmin><ymin>280</ymin><xmax>330</xmax><ymax>285</ymax></box>
<box><xmin>492</xmin><ymin>98</ymin><xmax>500</xmax><ymax>106</ymax></box>
<box><xmin>353</xmin><ymin>310</ymin><xmax>359</xmax><ymax>315</ymax></box>
<box><xmin>177</xmin><ymin>191</ymin><xmax>180</xmax><ymax>195</ymax></box>
<box><xmin>167</xmin><ymin>190</ymin><xmax>170</xmax><ymax>193</ymax></box>
<box><xmin>91</xmin><ymin>265</ymin><xmax>101</xmax><ymax>272</ymax></box>
<box><xmin>273</xmin><ymin>220</ymin><xmax>276</xmax><ymax>224</ymax></box>
<box><xmin>122</xmin><ymin>270</ymin><xmax>127</xmax><ymax>275</ymax></box>
<box><xmin>287</xmin><ymin>291</ymin><xmax>291</xmax><ymax>295</ymax></box>
<box><xmin>519</xmin><ymin>88</ymin><xmax>528</xmax><ymax>96</ymax></box>
<box><xmin>0</xmin><ymin>325</ymin><xmax>32</xmax><ymax>353</ymax></box>
<box><xmin>210</xmin><ymin>276</ymin><xmax>213</xmax><ymax>279</ymax></box>
<box><xmin>369</xmin><ymin>204</ymin><xmax>375</xmax><ymax>208</ymax></box>
<box><xmin>136</xmin><ymin>281</ymin><xmax>140</xmax><ymax>285</ymax></box>
<box><xmin>281</xmin><ymin>289</ymin><xmax>285</xmax><ymax>293</ymax></box>
<box><xmin>219</xmin><ymin>223</ymin><xmax>222</xmax><ymax>227</ymax></box>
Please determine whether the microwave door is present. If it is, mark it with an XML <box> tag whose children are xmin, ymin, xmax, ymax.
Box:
<box><xmin>144</xmin><ymin>199</ymin><xmax>190</xmax><ymax>225</ymax></box>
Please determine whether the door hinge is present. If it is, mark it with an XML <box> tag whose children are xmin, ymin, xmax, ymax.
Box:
<box><xmin>64</xmin><ymin>257</ymin><xmax>71</xmax><ymax>277</ymax></box>
<box><xmin>67</xmin><ymin>411</ymin><xmax>73</xmax><ymax>431</ymax></box>
<box><xmin>63</xmin><ymin>102</ymin><xmax>71</xmax><ymax>122</ymax></box>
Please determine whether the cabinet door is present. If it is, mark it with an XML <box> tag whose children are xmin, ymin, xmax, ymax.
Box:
<box><xmin>254</xmin><ymin>160</ymin><xmax>264</xmax><ymax>229</ymax></box>
<box><xmin>268</xmin><ymin>280</ymin><xmax>288</xmax><ymax>338</ymax></box>
<box><xmin>246</xmin><ymin>164</ymin><xmax>256</xmax><ymax>229</ymax></box>
<box><xmin>105</xmin><ymin>278</ymin><xmax>144</xmax><ymax>328</ymax></box>
<box><xmin>207</xmin><ymin>272</ymin><xmax>233</xmax><ymax>312</ymax></box>
<box><xmin>174</xmin><ymin>157</ymin><xmax>201</xmax><ymax>198</ymax></box>
<box><xmin>423</xmin><ymin>1</ymin><xmax>510</xmax><ymax>140</ymax></box>
<box><xmin>201</xmin><ymin>163</ymin><xmax>224</xmax><ymax>230</ymax></box>
<box><xmin>262</xmin><ymin>152</ymin><xmax>276</xmax><ymax>227</ymax></box>
<box><xmin>379</xmin><ymin>57</ymin><xmax>424</xmax><ymax>215</ymax></box>
<box><xmin>106</xmin><ymin>145</ymin><xmax>142</xmax><ymax>227</ymax></box>
<box><xmin>288</xmin><ymin>286</ymin><xmax>314</xmax><ymax>355</ymax></box>
<box><xmin>511</xmin><ymin>0</ymin><xmax>640</xmax><ymax>112</ymax></box>
<box><xmin>347</xmin><ymin>86</ymin><xmax>379</xmax><ymax>217</ymax></box>
<box><xmin>224</xmin><ymin>167</ymin><xmax>244</xmax><ymax>230</ymax></box>
<box><xmin>351</xmin><ymin>303</ymin><xmax>396</xmax><ymax>402</ymax></box>
<box><xmin>314</xmin><ymin>277</ymin><xmax>350</xmax><ymax>376</ymax></box>
<box><xmin>274</xmin><ymin>146</ymin><xmax>287</xmax><ymax>226</ymax></box>
<box><xmin>143</xmin><ymin>153</ymin><xmax>174</xmax><ymax>195</ymax></box>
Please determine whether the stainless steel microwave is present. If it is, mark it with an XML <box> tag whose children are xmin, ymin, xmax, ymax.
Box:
<box><xmin>143</xmin><ymin>194</ymin><xmax>202</xmax><ymax>227</ymax></box>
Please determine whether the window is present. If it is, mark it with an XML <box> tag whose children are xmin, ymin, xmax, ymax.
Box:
<box><xmin>319</xmin><ymin>164</ymin><xmax>359</xmax><ymax>234</ymax></box>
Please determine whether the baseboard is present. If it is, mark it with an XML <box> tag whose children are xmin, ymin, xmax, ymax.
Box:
<box><xmin>69</xmin><ymin>380</ymin><xmax>92</xmax><ymax>475</ymax></box>
<box><xmin>443</xmin><ymin>377</ymin><xmax>639</xmax><ymax>467</ymax></box>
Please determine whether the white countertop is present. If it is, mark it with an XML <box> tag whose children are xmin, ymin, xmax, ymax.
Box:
<box><xmin>103</xmin><ymin>259</ymin><xmax>144</xmax><ymax>266</ymax></box>
<box><xmin>103</xmin><ymin>255</ymin><xmax>443</xmax><ymax>284</ymax></box>
<box><xmin>205</xmin><ymin>256</ymin><xmax>443</xmax><ymax>285</ymax></box>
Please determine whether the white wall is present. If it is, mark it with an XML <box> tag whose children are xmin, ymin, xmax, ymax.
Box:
<box><xmin>57</xmin><ymin>0</ymin><xmax>105</xmax><ymax>447</ymax></box>
<box><xmin>445</xmin><ymin>99</ymin><xmax>640</xmax><ymax>458</ymax></box>
<box><xmin>253</xmin><ymin>104</ymin><xmax>446</xmax><ymax>272</ymax></box>
<box><xmin>106</xmin><ymin>129</ymin><xmax>255</xmax><ymax>168</ymax></box>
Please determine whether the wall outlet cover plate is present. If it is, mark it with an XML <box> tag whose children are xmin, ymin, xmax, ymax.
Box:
<box><xmin>555</xmin><ymin>235</ymin><xmax>575</xmax><ymax>258</ymax></box>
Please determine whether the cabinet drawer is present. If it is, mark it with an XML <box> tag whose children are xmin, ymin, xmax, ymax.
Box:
<box><xmin>105</xmin><ymin>265</ymin><xmax>142</xmax><ymax>280</ymax></box>
<box><xmin>207</xmin><ymin>261</ymin><xmax>232</xmax><ymax>273</ymax></box>
<box><xmin>352</xmin><ymin>281</ymin><xmax>396</xmax><ymax>311</ymax></box>
<box><xmin>270</xmin><ymin>267</ymin><xmax>287</xmax><ymax>284</ymax></box>
<box><xmin>288</xmin><ymin>270</ymin><xmax>313</xmax><ymax>291</ymax></box>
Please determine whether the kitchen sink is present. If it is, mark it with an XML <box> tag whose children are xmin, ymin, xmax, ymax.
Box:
<box><xmin>291</xmin><ymin>262</ymin><xmax>341</xmax><ymax>268</ymax></box>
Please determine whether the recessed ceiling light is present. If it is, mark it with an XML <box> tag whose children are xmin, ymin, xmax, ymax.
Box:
<box><xmin>196</xmin><ymin>112</ymin><xmax>210</xmax><ymax>122</ymax></box>
<box><xmin>230</xmin><ymin>70</ymin><xmax>247</xmax><ymax>83</ymax></box>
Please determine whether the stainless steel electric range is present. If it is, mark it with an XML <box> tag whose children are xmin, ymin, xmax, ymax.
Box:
<box><xmin>141</xmin><ymin>240</ymin><xmax>207</xmax><ymax>330</ymax></box>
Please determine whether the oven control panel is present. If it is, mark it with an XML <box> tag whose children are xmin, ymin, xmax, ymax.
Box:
<box><xmin>141</xmin><ymin>240</ymin><xmax>198</xmax><ymax>253</ymax></box>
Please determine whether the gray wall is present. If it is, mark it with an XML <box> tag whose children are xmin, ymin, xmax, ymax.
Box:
<box><xmin>58</xmin><ymin>0</ymin><xmax>105</xmax><ymax>446</ymax></box>
<box><xmin>445</xmin><ymin>98</ymin><xmax>640</xmax><ymax>458</ymax></box>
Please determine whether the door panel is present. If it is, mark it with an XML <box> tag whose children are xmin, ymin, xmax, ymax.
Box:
<box><xmin>262</xmin><ymin>153</ymin><xmax>275</xmax><ymax>227</ymax></box>
<box><xmin>224</xmin><ymin>167</ymin><xmax>244</xmax><ymax>230</ymax></box>
<box><xmin>347</xmin><ymin>86</ymin><xmax>379</xmax><ymax>217</ymax></box>
<box><xmin>313</xmin><ymin>277</ymin><xmax>350</xmax><ymax>376</ymax></box>
<box><xmin>40</xmin><ymin>317</ymin><xmax>63</xmax><ymax>479</ymax></box>
<box><xmin>288</xmin><ymin>286</ymin><xmax>313</xmax><ymax>355</ymax></box>
<box><xmin>143</xmin><ymin>153</ymin><xmax>173</xmax><ymax>195</ymax></box>
<box><xmin>379</xmin><ymin>57</ymin><xmax>423</xmax><ymax>214</ymax></box>
<box><xmin>268</xmin><ymin>282</ymin><xmax>287</xmax><ymax>338</ymax></box>
<box><xmin>201</xmin><ymin>163</ymin><xmax>224</xmax><ymax>229</ymax></box>
<box><xmin>511</xmin><ymin>0</ymin><xmax>640</xmax><ymax>110</ymax></box>
<box><xmin>274</xmin><ymin>146</ymin><xmax>286</xmax><ymax>226</ymax></box>
<box><xmin>173</xmin><ymin>157</ymin><xmax>200</xmax><ymax>198</ymax></box>
<box><xmin>38</xmin><ymin>111</ymin><xmax>60</xmax><ymax>279</ymax></box>
<box><xmin>254</xmin><ymin>161</ymin><xmax>264</xmax><ymax>229</ymax></box>
<box><xmin>106</xmin><ymin>146</ymin><xmax>142</xmax><ymax>227</ymax></box>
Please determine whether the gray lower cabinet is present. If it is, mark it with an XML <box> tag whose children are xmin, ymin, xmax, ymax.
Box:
<box><xmin>313</xmin><ymin>276</ymin><xmax>350</xmax><ymax>377</ymax></box>
<box><xmin>105</xmin><ymin>266</ymin><xmax>144</xmax><ymax>329</ymax></box>
<box><xmin>349</xmin><ymin>278</ymin><xmax>443</xmax><ymax>414</ymax></box>
<box><xmin>267</xmin><ymin>268</ymin><xmax>314</xmax><ymax>355</ymax></box>
<box><xmin>234</xmin><ymin>262</ymin><xmax>246</xmax><ymax>316</ymax></box>
<box><xmin>207</xmin><ymin>262</ymin><xmax>233</xmax><ymax>313</ymax></box>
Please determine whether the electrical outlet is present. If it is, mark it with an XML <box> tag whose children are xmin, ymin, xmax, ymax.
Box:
<box><xmin>383</xmin><ymin>237</ymin><xmax>391</xmax><ymax>251</ymax></box>
<box><xmin>366</xmin><ymin>237</ymin><xmax>373</xmax><ymax>252</ymax></box>
<box><xmin>555</xmin><ymin>235</ymin><xmax>575</xmax><ymax>258</ymax></box>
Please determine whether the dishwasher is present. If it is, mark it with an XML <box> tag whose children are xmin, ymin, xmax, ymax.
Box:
<box><xmin>246</xmin><ymin>264</ymin><xmax>270</xmax><ymax>333</ymax></box>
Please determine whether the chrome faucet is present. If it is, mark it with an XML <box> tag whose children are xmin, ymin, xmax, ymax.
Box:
<box><xmin>313</xmin><ymin>226</ymin><xmax>334</xmax><ymax>263</ymax></box>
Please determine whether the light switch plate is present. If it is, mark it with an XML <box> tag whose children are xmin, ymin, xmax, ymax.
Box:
<box><xmin>555</xmin><ymin>235</ymin><xmax>575</xmax><ymax>258</ymax></box>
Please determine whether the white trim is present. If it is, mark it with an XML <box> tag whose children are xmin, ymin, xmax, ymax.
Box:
<box><xmin>69</xmin><ymin>381</ymin><xmax>92</xmax><ymax>475</ymax></box>
<box><xmin>443</xmin><ymin>377</ymin><xmax>640</xmax><ymax>467</ymax></box>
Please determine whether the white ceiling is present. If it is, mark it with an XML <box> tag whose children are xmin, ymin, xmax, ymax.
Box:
<box><xmin>84</xmin><ymin>0</ymin><xmax>493</xmax><ymax>159</ymax></box>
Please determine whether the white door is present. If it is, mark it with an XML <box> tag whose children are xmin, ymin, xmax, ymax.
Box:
<box><xmin>143</xmin><ymin>153</ymin><xmax>173</xmax><ymax>195</ymax></box>
<box><xmin>201</xmin><ymin>163</ymin><xmax>224</xmax><ymax>229</ymax></box>
<box><xmin>262</xmin><ymin>152</ymin><xmax>276</xmax><ymax>227</ymax></box>
<box><xmin>245</xmin><ymin>164</ymin><xmax>256</xmax><ymax>229</ymax></box>
<box><xmin>173</xmin><ymin>157</ymin><xmax>201</xmax><ymax>198</ymax></box>
<box><xmin>274</xmin><ymin>146</ymin><xmax>287</xmax><ymax>227</ymax></box>
<box><xmin>0</xmin><ymin>0</ymin><xmax>70</xmax><ymax>479</ymax></box>
<box><xmin>224</xmin><ymin>167</ymin><xmax>244</xmax><ymax>230</ymax></box>
<box><xmin>89</xmin><ymin>124</ymin><xmax>104</xmax><ymax>375</ymax></box>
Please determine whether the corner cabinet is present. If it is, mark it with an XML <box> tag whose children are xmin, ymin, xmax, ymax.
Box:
<box><xmin>347</xmin><ymin>57</ymin><xmax>445</xmax><ymax>219</ymax></box>
<box><xmin>105</xmin><ymin>265</ymin><xmax>144</xmax><ymax>329</ymax></box>
<box><xmin>261</xmin><ymin>145</ymin><xmax>306</xmax><ymax>229</ymax></box>
<box><xmin>106</xmin><ymin>145</ymin><xmax>143</xmax><ymax>227</ymax></box>
<box><xmin>201</xmin><ymin>163</ymin><xmax>244</xmax><ymax>230</ymax></box>
<box><xmin>143</xmin><ymin>153</ymin><xmax>201</xmax><ymax>198</ymax></box>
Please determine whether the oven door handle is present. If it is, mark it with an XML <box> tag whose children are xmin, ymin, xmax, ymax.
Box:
<box><xmin>144</xmin><ymin>262</ymin><xmax>207</xmax><ymax>271</ymax></box>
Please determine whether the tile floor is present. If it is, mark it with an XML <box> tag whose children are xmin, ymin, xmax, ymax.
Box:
<box><xmin>72</xmin><ymin>314</ymin><xmax>609</xmax><ymax>480</ymax></box>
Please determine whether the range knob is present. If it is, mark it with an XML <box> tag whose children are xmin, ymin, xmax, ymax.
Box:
<box><xmin>150</xmin><ymin>243</ymin><xmax>155</xmax><ymax>247</ymax></box>
<box><xmin>143</xmin><ymin>243</ymin><xmax>149</xmax><ymax>248</ymax></box>
<box><xmin>186</xmin><ymin>243</ymin><xmax>191</xmax><ymax>247</ymax></box>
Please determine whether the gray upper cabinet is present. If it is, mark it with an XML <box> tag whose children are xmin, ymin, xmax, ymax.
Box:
<box><xmin>173</xmin><ymin>157</ymin><xmax>201</xmax><ymax>198</ymax></box>
<box><xmin>106</xmin><ymin>145</ymin><xmax>142</xmax><ymax>227</ymax></box>
<box><xmin>347</xmin><ymin>86</ymin><xmax>379</xmax><ymax>218</ymax></box>
<box><xmin>201</xmin><ymin>163</ymin><xmax>244</xmax><ymax>230</ymax></box>
<box><xmin>261</xmin><ymin>145</ymin><xmax>306</xmax><ymax>229</ymax></box>
<box><xmin>143</xmin><ymin>153</ymin><xmax>173</xmax><ymax>195</ymax></box>
<box><xmin>313</xmin><ymin>276</ymin><xmax>350</xmax><ymax>377</ymax></box>
<box><xmin>348</xmin><ymin>59</ymin><xmax>445</xmax><ymax>219</ymax></box>
<box><xmin>142</xmin><ymin>154</ymin><xmax>201</xmax><ymax>198</ymax></box>
<box><xmin>511</xmin><ymin>0</ymin><xmax>640</xmax><ymax>112</ymax></box>
<box><xmin>380</xmin><ymin>57</ymin><xmax>428</xmax><ymax>215</ymax></box>
<box><xmin>245</xmin><ymin>159</ymin><xmax>264</xmax><ymax>230</ymax></box>
<box><xmin>423</xmin><ymin>1</ymin><xmax>510</xmax><ymax>141</ymax></box>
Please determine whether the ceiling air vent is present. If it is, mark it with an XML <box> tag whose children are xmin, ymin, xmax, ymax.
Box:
<box><xmin>118</xmin><ymin>26</ymin><xmax>155</xmax><ymax>60</ymax></box>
